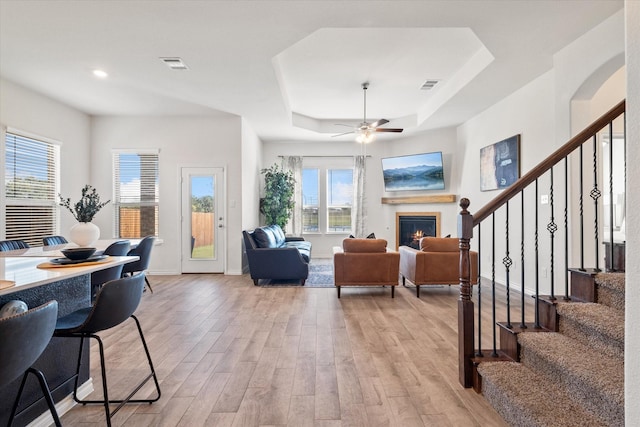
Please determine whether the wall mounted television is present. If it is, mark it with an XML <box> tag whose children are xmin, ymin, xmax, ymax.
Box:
<box><xmin>381</xmin><ymin>151</ymin><xmax>445</xmax><ymax>191</ymax></box>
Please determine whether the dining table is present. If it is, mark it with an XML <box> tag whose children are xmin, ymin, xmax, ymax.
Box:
<box><xmin>0</xmin><ymin>251</ymin><xmax>139</xmax><ymax>426</ymax></box>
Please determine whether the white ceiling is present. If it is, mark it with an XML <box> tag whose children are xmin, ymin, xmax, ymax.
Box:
<box><xmin>0</xmin><ymin>0</ymin><xmax>623</xmax><ymax>142</ymax></box>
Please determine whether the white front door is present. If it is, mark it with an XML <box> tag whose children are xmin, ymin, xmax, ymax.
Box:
<box><xmin>181</xmin><ymin>167</ymin><xmax>225</xmax><ymax>273</ymax></box>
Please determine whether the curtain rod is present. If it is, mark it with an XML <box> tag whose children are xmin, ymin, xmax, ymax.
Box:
<box><xmin>277</xmin><ymin>155</ymin><xmax>372</xmax><ymax>158</ymax></box>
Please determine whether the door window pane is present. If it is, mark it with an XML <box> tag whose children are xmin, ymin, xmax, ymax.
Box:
<box><xmin>190</xmin><ymin>175</ymin><xmax>215</xmax><ymax>258</ymax></box>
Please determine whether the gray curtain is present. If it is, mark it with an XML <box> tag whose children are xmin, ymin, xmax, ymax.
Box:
<box><xmin>352</xmin><ymin>155</ymin><xmax>367</xmax><ymax>238</ymax></box>
<box><xmin>283</xmin><ymin>156</ymin><xmax>303</xmax><ymax>236</ymax></box>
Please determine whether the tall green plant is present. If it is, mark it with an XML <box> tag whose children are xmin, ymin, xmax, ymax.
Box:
<box><xmin>260</xmin><ymin>164</ymin><xmax>295</xmax><ymax>229</ymax></box>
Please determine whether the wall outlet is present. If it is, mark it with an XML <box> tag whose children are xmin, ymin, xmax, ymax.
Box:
<box><xmin>543</xmin><ymin>267</ymin><xmax>548</xmax><ymax>278</ymax></box>
<box><xmin>541</xmin><ymin>194</ymin><xmax>549</xmax><ymax>204</ymax></box>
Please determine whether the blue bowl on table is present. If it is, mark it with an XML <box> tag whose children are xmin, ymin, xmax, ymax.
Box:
<box><xmin>61</xmin><ymin>247</ymin><xmax>96</xmax><ymax>261</ymax></box>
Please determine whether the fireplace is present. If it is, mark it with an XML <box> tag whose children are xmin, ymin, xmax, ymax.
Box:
<box><xmin>396</xmin><ymin>212</ymin><xmax>441</xmax><ymax>250</ymax></box>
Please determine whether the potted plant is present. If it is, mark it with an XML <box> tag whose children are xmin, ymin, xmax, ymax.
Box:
<box><xmin>59</xmin><ymin>184</ymin><xmax>110</xmax><ymax>247</ymax></box>
<box><xmin>260</xmin><ymin>164</ymin><xmax>295</xmax><ymax>230</ymax></box>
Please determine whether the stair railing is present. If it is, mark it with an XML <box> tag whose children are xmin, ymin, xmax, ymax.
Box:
<box><xmin>458</xmin><ymin>100</ymin><xmax>626</xmax><ymax>388</ymax></box>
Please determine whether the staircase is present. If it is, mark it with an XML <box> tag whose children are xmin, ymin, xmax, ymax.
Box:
<box><xmin>455</xmin><ymin>100</ymin><xmax>627</xmax><ymax>426</ymax></box>
<box><xmin>478</xmin><ymin>272</ymin><xmax>625</xmax><ymax>426</ymax></box>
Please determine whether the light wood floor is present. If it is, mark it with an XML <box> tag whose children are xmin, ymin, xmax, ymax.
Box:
<box><xmin>60</xmin><ymin>271</ymin><xmax>510</xmax><ymax>427</ymax></box>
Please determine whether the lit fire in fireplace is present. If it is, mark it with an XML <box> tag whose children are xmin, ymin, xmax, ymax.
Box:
<box><xmin>413</xmin><ymin>230</ymin><xmax>424</xmax><ymax>240</ymax></box>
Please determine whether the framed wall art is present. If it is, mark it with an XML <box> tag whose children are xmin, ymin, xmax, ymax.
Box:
<box><xmin>480</xmin><ymin>134</ymin><xmax>521</xmax><ymax>191</ymax></box>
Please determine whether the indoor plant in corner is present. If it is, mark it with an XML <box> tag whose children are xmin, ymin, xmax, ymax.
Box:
<box><xmin>260</xmin><ymin>164</ymin><xmax>295</xmax><ymax>230</ymax></box>
<box><xmin>59</xmin><ymin>184</ymin><xmax>110</xmax><ymax>247</ymax></box>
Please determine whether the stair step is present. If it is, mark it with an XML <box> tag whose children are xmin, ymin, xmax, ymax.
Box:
<box><xmin>595</xmin><ymin>272</ymin><xmax>625</xmax><ymax>313</ymax></box>
<box><xmin>518</xmin><ymin>332</ymin><xmax>624</xmax><ymax>426</ymax></box>
<box><xmin>478</xmin><ymin>361</ymin><xmax>608</xmax><ymax>427</ymax></box>
<box><xmin>557</xmin><ymin>302</ymin><xmax>624</xmax><ymax>358</ymax></box>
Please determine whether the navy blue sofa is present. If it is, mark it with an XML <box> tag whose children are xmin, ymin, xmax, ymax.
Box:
<box><xmin>242</xmin><ymin>225</ymin><xmax>311</xmax><ymax>286</ymax></box>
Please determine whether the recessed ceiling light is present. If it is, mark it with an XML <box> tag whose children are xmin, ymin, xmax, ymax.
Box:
<box><xmin>160</xmin><ymin>57</ymin><xmax>189</xmax><ymax>70</ymax></box>
<box><xmin>93</xmin><ymin>69</ymin><xmax>108</xmax><ymax>78</ymax></box>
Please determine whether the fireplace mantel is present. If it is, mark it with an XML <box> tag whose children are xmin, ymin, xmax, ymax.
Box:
<box><xmin>381</xmin><ymin>194</ymin><xmax>456</xmax><ymax>204</ymax></box>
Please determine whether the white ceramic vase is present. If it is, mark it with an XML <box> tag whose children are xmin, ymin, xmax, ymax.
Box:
<box><xmin>69</xmin><ymin>222</ymin><xmax>100</xmax><ymax>247</ymax></box>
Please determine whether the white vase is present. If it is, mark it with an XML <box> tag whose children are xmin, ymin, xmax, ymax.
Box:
<box><xmin>69</xmin><ymin>222</ymin><xmax>100</xmax><ymax>247</ymax></box>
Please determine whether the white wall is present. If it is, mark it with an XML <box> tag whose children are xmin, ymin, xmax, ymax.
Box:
<box><xmin>0</xmin><ymin>78</ymin><xmax>91</xmax><ymax>236</ymax></box>
<box><xmin>90</xmin><ymin>115</ymin><xmax>244</xmax><ymax>275</ymax></box>
<box><xmin>263</xmin><ymin>127</ymin><xmax>459</xmax><ymax>258</ymax></box>
<box><xmin>624</xmin><ymin>1</ymin><xmax>640</xmax><ymax>423</ymax></box>
<box><xmin>240</xmin><ymin>119</ymin><xmax>263</xmax><ymax>273</ymax></box>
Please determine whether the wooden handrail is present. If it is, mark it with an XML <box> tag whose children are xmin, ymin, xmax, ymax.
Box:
<box><xmin>473</xmin><ymin>100</ymin><xmax>625</xmax><ymax>225</ymax></box>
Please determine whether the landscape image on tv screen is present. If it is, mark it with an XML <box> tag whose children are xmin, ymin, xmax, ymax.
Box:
<box><xmin>381</xmin><ymin>152</ymin><xmax>445</xmax><ymax>191</ymax></box>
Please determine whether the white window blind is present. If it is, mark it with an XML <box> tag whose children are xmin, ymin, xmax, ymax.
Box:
<box><xmin>113</xmin><ymin>151</ymin><xmax>159</xmax><ymax>238</ymax></box>
<box><xmin>4</xmin><ymin>132</ymin><xmax>60</xmax><ymax>246</ymax></box>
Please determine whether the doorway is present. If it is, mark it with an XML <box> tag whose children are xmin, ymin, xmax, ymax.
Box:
<box><xmin>181</xmin><ymin>167</ymin><xmax>225</xmax><ymax>273</ymax></box>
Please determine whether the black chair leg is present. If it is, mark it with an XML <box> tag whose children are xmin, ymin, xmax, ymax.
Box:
<box><xmin>65</xmin><ymin>317</ymin><xmax>161</xmax><ymax>426</ymax></box>
<box><xmin>8</xmin><ymin>369</ymin><xmax>62</xmax><ymax>427</ymax></box>
<box><xmin>145</xmin><ymin>276</ymin><xmax>153</xmax><ymax>293</ymax></box>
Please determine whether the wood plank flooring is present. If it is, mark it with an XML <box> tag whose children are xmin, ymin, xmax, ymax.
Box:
<box><xmin>60</xmin><ymin>270</ymin><xmax>511</xmax><ymax>426</ymax></box>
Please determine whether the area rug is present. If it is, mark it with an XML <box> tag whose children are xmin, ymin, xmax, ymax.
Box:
<box><xmin>258</xmin><ymin>260</ymin><xmax>334</xmax><ymax>288</ymax></box>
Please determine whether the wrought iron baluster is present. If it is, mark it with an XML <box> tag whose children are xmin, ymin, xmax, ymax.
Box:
<box><xmin>591</xmin><ymin>135</ymin><xmax>601</xmax><ymax>272</ymax></box>
<box><xmin>564</xmin><ymin>157</ymin><xmax>570</xmax><ymax>300</ymax></box>
<box><xmin>504</xmin><ymin>202</ymin><xmax>512</xmax><ymax>328</ymax></box>
<box><xmin>520</xmin><ymin>191</ymin><xmax>527</xmax><ymax>328</ymax></box>
<box><xmin>608</xmin><ymin>122</ymin><xmax>615</xmax><ymax>271</ymax></box>
<box><xmin>491</xmin><ymin>213</ymin><xmax>498</xmax><ymax>357</ymax></box>
<box><xmin>547</xmin><ymin>167</ymin><xmax>557</xmax><ymax>300</ymax></box>
<box><xmin>579</xmin><ymin>145</ymin><xmax>585</xmax><ymax>271</ymax></box>
<box><xmin>476</xmin><ymin>225</ymin><xmax>483</xmax><ymax>357</ymax></box>
<box><xmin>534</xmin><ymin>179</ymin><xmax>540</xmax><ymax>329</ymax></box>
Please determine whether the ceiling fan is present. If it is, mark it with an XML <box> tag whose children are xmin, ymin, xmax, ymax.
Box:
<box><xmin>333</xmin><ymin>82</ymin><xmax>403</xmax><ymax>143</ymax></box>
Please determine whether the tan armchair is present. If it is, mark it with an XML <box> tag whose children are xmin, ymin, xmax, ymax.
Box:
<box><xmin>333</xmin><ymin>238</ymin><xmax>400</xmax><ymax>298</ymax></box>
<box><xmin>399</xmin><ymin>237</ymin><xmax>478</xmax><ymax>298</ymax></box>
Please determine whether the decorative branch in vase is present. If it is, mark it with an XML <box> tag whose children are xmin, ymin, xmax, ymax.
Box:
<box><xmin>59</xmin><ymin>185</ymin><xmax>110</xmax><ymax>247</ymax></box>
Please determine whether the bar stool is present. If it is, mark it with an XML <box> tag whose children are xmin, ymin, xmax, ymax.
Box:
<box><xmin>43</xmin><ymin>236</ymin><xmax>68</xmax><ymax>246</ymax></box>
<box><xmin>90</xmin><ymin>240</ymin><xmax>130</xmax><ymax>300</ymax></box>
<box><xmin>0</xmin><ymin>300</ymin><xmax>62</xmax><ymax>427</ymax></box>
<box><xmin>54</xmin><ymin>273</ymin><xmax>161</xmax><ymax>427</ymax></box>
<box><xmin>121</xmin><ymin>236</ymin><xmax>156</xmax><ymax>293</ymax></box>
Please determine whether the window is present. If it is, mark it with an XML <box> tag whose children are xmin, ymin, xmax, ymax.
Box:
<box><xmin>3</xmin><ymin>131</ymin><xmax>60</xmax><ymax>246</ymax></box>
<box><xmin>113</xmin><ymin>150</ymin><xmax>159</xmax><ymax>238</ymax></box>
<box><xmin>327</xmin><ymin>169</ymin><xmax>353</xmax><ymax>233</ymax></box>
<box><xmin>302</xmin><ymin>168</ymin><xmax>319</xmax><ymax>232</ymax></box>
<box><xmin>301</xmin><ymin>162</ymin><xmax>353</xmax><ymax>234</ymax></box>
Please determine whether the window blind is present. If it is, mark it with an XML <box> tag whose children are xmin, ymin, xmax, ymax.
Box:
<box><xmin>113</xmin><ymin>151</ymin><xmax>159</xmax><ymax>238</ymax></box>
<box><xmin>4</xmin><ymin>132</ymin><xmax>59</xmax><ymax>246</ymax></box>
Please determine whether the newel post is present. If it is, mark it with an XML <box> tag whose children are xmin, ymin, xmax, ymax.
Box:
<box><xmin>458</xmin><ymin>198</ymin><xmax>475</xmax><ymax>388</ymax></box>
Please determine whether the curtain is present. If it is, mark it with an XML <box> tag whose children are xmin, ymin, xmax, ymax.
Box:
<box><xmin>283</xmin><ymin>156</ymin><xmax>303</xmax><ymax>236</ymax></box>
<box><xmin>352</xmin><ymin>155</ymin><xmax>367</xmax><ymax>238</ymax></box>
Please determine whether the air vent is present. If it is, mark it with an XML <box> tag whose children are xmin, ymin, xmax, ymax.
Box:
<box><xmin>420</xmin><ymin>79</ymin><xmax>440</xmax><ymax>90</ymax></box>
<box><xmin>160</xmin><ymin>57</ymin><xmax>189</xmax><ymax>70</ymax></box>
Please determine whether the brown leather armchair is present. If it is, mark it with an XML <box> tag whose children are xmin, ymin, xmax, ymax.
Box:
<box><xmin>399</xmin><ymin>237</ymin><xmax>478</xmax><ymax>297</ymax></box>
<box><xmin>333</xmin><ymin>238</ymin><xmax>400</xmax><ymax>298</ymax></box>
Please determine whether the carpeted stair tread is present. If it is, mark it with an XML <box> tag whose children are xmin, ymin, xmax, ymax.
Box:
<box><xmin>478</xmin><ymin>361</ymin><xmax>607</xmax><ymax>427</ymax></box>
<box><xmin>556</xmin><ymin>302</ymin><xmax>624</xmax><ymax>358</ymax></box>
<box><xmin>518</xmin><ymin>332</ymin><xmax>624</xmax><ymax>426</ymax></box>
<box><xmin>595</xmin><ymin>272</ymin><xmax>625</xmax><ymax>313</ymax></box>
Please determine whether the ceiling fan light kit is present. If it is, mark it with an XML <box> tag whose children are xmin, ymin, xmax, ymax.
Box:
<box><xmin>333</xmin><ymin>82</ymin><xmax>404</xmax><ymax>143</ymax></box>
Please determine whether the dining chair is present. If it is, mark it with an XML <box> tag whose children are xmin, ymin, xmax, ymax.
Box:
<box><xmin>90</xmin><ymin>240</ymin><xmax>131</xmax><ymax>300</ymax></box>
<box><xmin>0</xmin><ymin>240</ymin><xmax>30</xmax><ymax>251</ymax></box>
<box><xmin>42</xmin><ymin>235</ymin><xmax>68</xmax><ymax>246</ymax></box>
<box><xmin>121</xmin><ymin>236</ymin><xmax>156</xmax><ymax>293</ymax></box>
<box><xmin>0</xmin><ymin>300</ymin><xmax>62</xmax><ymax>427</ymax></box>
<box><xmin>53</xmin><ymin>273</ymin><xmax>161</xmax><ymax>427</ymax></box>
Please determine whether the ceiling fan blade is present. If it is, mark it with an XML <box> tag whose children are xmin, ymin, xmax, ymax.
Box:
<box><xmin>375</xmin><ymin>128</ymin><xmax>403</xmax><ymax>133</ymax></box>
<box><xmin>332</xmin><ymin>130</ymin><xmax>356</xmax><ymax>137</ymax></box>
<box><xmin>369</xmin><ymin>119</ymin><xmax>389</xmax><ymax>128</ymax></box>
